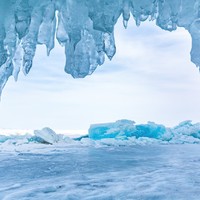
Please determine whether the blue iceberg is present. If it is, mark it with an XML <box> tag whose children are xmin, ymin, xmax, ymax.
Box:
<box><xmin>89</xmin><ymin>120</ymin><xmax>166</xmax><ymax>140</ymax></box>
<box><xmin>89</xmin><ymin>119</ymin><xmax>200</xmax><ymax>143</ymax></box>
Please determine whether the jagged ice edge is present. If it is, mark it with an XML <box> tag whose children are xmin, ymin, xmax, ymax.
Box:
<box><xmin>0</xmin><ymin>0</ymin><xmax>200</xmax><ymax>96</ymax></box>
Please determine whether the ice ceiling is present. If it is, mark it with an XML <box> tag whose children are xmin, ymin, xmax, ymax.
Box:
<box><xmin>0</xmin><ymin>0</ymin><xmax>200</xmax><ymax>94</ymax></box>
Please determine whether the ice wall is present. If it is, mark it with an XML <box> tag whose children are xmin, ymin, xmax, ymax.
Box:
<box><xmin>0</xmin><ymin>0</ymin><xmax>200</xmax><ymax>94</ymax></box>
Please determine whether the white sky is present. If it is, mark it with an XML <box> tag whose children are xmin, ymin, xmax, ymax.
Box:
<box><xmin>0</xmin><ymin>19</ymin><xmax>200</xmax><ymax>130</ymax></box>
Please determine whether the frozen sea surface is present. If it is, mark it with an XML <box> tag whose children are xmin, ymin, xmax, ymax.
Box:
<box><xmin>1</xmin><ymin>144</ymin><xmax>200</xmax><ymax>200</ymax></box>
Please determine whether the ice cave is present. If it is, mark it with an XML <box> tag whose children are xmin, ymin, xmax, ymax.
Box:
<box><xmin>1</xmin><ymin>0</ymin><xmax>200</xmax><ymax>94</ymax></box>
<box><xmin>1</xmin><ymin>1</ymin><xmax>200</xmax><ymax>199</ymax></box>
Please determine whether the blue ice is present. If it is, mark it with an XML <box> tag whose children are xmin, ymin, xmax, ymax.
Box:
<box><xmin>0</xmin><ymin>0</ymin><xmax>200</xmax><ymax>94</ymax></box>
<box><xmin>89</xmin><ymin>120</ymin><xmax>166</xmax><ymax>140</ymax></box>
<box><xmin>89</xmin><ymin>120</ymin><xmax>200</xmax><ymax>143</ymax></box>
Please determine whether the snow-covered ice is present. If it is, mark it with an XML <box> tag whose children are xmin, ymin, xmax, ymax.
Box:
<box><xmin>1</xmin><ymin>120</ymin><xmax>200</xmax><ymax>199</ymax></box>
<box><xmin>1</xmin><ymin>144</ymin><xmax>200</xmax><ymax>199</ymax></box>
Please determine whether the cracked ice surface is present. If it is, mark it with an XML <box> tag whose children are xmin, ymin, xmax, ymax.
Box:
<box><xmin>0</xmin><ymin>0</ymin><xmax>200</xmax><ymax>94</ymax></box>
<box><xmin>1</xmin><ymin>145</ymin><xmax>200</xmax><ymax>199</ymax></box>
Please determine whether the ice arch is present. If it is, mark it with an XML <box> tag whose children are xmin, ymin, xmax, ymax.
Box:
<box><xmin>0</xmin><ymin>0</ymin><xmax>200</xmax><ymax>94</ymax></box>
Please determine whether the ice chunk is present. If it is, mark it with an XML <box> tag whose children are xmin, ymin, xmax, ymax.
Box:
<box><xmin>134</xmin><ymin>122</ymin><xmax>167</xmax><ymax>139</ymax></box>
<box><xmin>34</xmin><ymin>127</ymin><xmax>59</xmax><ymax>144</ymax></box>
<box><xmin>0</xmin><ymin>135</ymin><xmax>9</xmax><ymax>143</ymax></box>
<box><xmin>0</xmin><ymin>0</ymin><xmax>200</xmax><ymax>94</ymax></box>
<box><xmin>89</xmin><ymin>119</ymin><xmax>200</xmax><ymax>144</ymax></box>
<box><xmin>89</xmin><ymin>120</ymin><xmax>166</xmax><ymax>140</ymax></box>
<box><xmin>89</xmin><ymin>120</ymin><xmax>136</xmax><ymax>140</ymax></box>
<box><xmin>172</xmin><ymin>120</ymin><xmax>200</xmax><ymax>139</ymax></box>
<box><xmin>1</xmin><ymin>120</ymin><xmax>200</xmax><ymax>151</ymax></box>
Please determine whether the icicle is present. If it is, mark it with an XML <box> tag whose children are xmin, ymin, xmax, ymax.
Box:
<box><xmin>103</xmin><ymin>32</ymin><xmax>116</xmax><ymax>60</ymax></box>
<box><xmin>0</xmin><ymin>0</ymin><xmax>199</xmax><ymax>94</ymax></box>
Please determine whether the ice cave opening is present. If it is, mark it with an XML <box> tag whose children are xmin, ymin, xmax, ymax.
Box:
<box><xmin>1</xmin><ymin>0</ymin><xmax>200</xmax><ymax>96</ymax></box>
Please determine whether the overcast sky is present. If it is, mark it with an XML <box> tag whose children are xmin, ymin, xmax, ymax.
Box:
<box><xmin>0</xmin><ymin>18</ymin><xmax>200</xmax><ymax>130</ymax></box>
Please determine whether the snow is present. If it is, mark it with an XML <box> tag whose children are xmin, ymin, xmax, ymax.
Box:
<box><xmin>1</xmin><ymin>144</ymin><xmax>200</xmax><ymax>199</ymax></box>
<box><xmin>0</xmin><ymin>0</ymin><xmax>200</xmax><ymax>93</ymax></box>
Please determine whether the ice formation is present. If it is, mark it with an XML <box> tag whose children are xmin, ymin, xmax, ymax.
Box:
<box><xmin>89</xmin><ymin>119</ymin><xmax>200</xmax><ymax>143</ymax></box>
<box><xmin>89</xmin><ymin>120</ymin><xmax>168</xmax><ymax>140</ymax></box>
<box><xmin>0</xmin><ymin>0</ymin><xmax>199</xmax><ymax>94</ymax></box>
<box><xmin>88</xmin><ymin>120</ymin><xmax>166</xmax><ymax>140</ymax></box>
<box><xmin>34</xmin><ymin>127</ymin><xmax>59</xmax><ymax>144</ymax></box>
<box><xmin>1</xmin><ymin>120</ymin><xmax>200</xmax><ymax>149</ymax></box>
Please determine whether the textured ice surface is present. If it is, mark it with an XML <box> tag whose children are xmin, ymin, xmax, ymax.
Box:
<box><xmin>1</xmin><ymin>145</ymin><xmax>200</xmax><ymax>200</ymax></box>
<box><xmin>0</xmin><ymin>0</ymin><xmax>200</xmax><ymax>94</ymax></box>
<box><xmin>89</xmin><ymin>120</ymin><xmax>200</xmax><ymax>142</ymax></box>
<box><xmin>89</xmin><ymin>120</ymin><xmax>167</xmax><ymax>140</ymax></box>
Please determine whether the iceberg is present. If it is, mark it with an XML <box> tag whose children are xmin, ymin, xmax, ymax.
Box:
<box><xmin>0</xmin><ymin>0</ymin><xmax>200</xmax><ymax>94</ymax></box>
